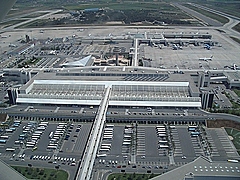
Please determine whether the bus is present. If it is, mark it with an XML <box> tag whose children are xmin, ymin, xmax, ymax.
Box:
<box><xmin>53</xmin><ymin>136</ymin><xmax>60</xmax><ymax>139</ymax></box>
<box><xmin>0</xmin><ymin>140</ymin><xmax>7</xmax><ymax>143</ymax></box>
<box><xmin>57</xmin><ymin>127</ymin><xmax>66</xmax><ymax>131</ymax></box>
<box><xmin>39</xmin><ymin>122</ymin><xmax>49</xmax><ymax>126</ymax></box>
<box><xmin>57</xmin><ymin>125</ymin><xmax>66</xmax><ymax>128</ymax></box>
<box><xmin>103</xmin><ymin>136</ymin><xmax>113</xmax><ymax>140</ymax></box>
<box><xmin>104</xmin><ymin>132</ymin><xmax>113</xmax><ymax>135</ymax></box>
<box><xmin>0</xmin><ymin>136</ymin><xmax>9</xmax><ymax>139</ymax></box>
<box><xmin>101</xmin><ymin>143</ymin><xmax>111</xmax><ymax>147</ymax></box>
<box><xmin>124</xmin><ymin>135</ymin><xmax>131</xmax><ymax>138</ymax></box>
<box><xmin>191</xmin><ymin>132</ymin><xmax>200</xmax><ymax>136</ymax></box>
<box><xmin>48</xmin><ymin>143</ymin><xmax>58</xmax><ymax>147</ymax></box>
<box><xmin>101</xmin><ymin>146</ymin><xmax>111</xmax><ymax>149</ymax></box>
<box><xmin>156</xmin><ymin>127</ymin><xmax>166</xmax><ymax>130</ymax></box>
<box><xmin>15</xmin><ymin>140</ymin><xmax>21</xmax><ymax>144</ymax></box>
<box><xmin>96</xmin><ymin>154</ymin><xmax>107</xmax><ymax>157</ymax></box>
<box><xmin>14</xmin><ymin>120</ymin><xmax>21</xmax><ymax>124</ymax></box>
<box><xmin>58</xmin><ymin>123</ymin><xmax>67</xmax><ymax>125</ymax></box>
<box><xmin>156</xmin><ymin>126</ymin><xmax>165</xmax><ymax>128</ymax></box>
<box><xmin>159</xmin><ymin>145</ymin><xmax>169</xmax><ymax>149</ymax></box>
<box><xmin>13</xmin><ymin>123</ymin><xmax>20</xmax><ymax>127</ymax></box>
<box><xmin>103</xmin><ymin>134</ymin><xmax>113</xmax><ymax>138</ymax></box>
<box><xmin>50</xmin><ymin>138</ymin><xmax>58</xmax><ymax>142</ymax></box>
<box><xmin>34</xmin><ymin>131</ymin><xmax>43</xmax><ymax>134</ymax></box>
<box><xmin>123</xmin><ymin>142</ymin><xmax>131</xmax><ymax>146</ymax></box>
<box><xmin>156</xmin><ymin>130</ymin><xmax>166</xmax><ymax>133</ymax></box>
<box><xmin>227</xmin><ymin>159</ymin><xmax>239</xmax><ymax>163</ymax></box>
<box><xmin>39</xmin><ymin>124</ymin><xmax>48</xmax><ymax>127</ymax></box>
<box><xmin>103</xmin><ymin>135</ymin><xmax>113</xmax><ymax>137</ymax></box>
<box><xmin>47</xmin><ymin>146</ymin><xmax>57</xmax><ymax>150</ymax></box>
<box><xmin>156</xmin><ymin>127</ymin><xmax>165</xmax><ymax>130</ymax></box>
<box><xmin>54</xmin><ymin>133</ymin><xmax>62</xmax><ymax>136</ymax></box>
<box><xmin>55</xmin><ymin>131</ymin><xmax>64</xmax><ymax>134</ymax></box>
<box><xmin>188</xmin><ymin>126</ymin><xmax>198</xmax><ymax>131</ymax></box>
<box><xmin>99</xmin><ymin>148</ymin><xmax>110</xmax><ymax>152</ymax></box>
<box><xmin>27</xmin><ymin>142</ymin><xmax>36</xmax><ymax>145</ymax></box>
<box><xmin>5</xmin><ymin>129</ymin><xmax>13</xmax><ymax>133</ymax></box>
<box><xmin>158</xmin><ymin>140</ymin><xmax>168</xmax><ymax>144</ymax></box>
<box><xmin>19</xmin><ymin>134</ymin><xmax>26</xmax><ymax>137</ymax></box>
<box><xmin>157</xmin><ymin>133</ymin><xmax>166</xmax><ymax>137</ymax></box>
<box><xmin>31</xmin><ymin>136</ymin><xmax>39</xmax><ymax>139</ymax></box>
<box><xmin>49</xmin><ymin>132</ymin><xmax>54</xmax><ymax>139</ymax></box>
<box><xmin>104</xmin><ymin>131</ymin><xmax>113</xmax><ymax>134</ymax></box>
<box><xmin>31</xmin><ymin>138</ymin><xmax>38</xmax><ymax>142</ymax></box>
<box><xmin>105</xmin><ymin>124</ymin><xmax>114</xmax><ymax>128</ymax></box>
<box><xmin>6</xmin><ymin>148</ymin><xmax>15</xmax><ymax>152</ymax></box>
<box><xmin>104</xmin><ymin>128</ymin><xmax>114</xmax><ymax>131</ymax></box>
<box><xmin>26</xmin><ymin>144</ymin><xmax>35</xmax><ymax>148</ymax></box>
<box><xmin>37</xmin><ymin>127</ymin><xmax>45</xmax><ymax>131</ymax></box>
<box><xmin>32</xmin><ymin>146</ymin><xmax>37</xmax><ymax>151</ymax></box>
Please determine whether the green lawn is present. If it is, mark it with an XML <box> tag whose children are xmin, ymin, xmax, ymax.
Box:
<box><xmin>225</xmin><ymin>128</ymin><xmax>240</xmax><ymax>155</ymax></box>
<box><xmin>108</xmin><ymin>173</ymin><xmax>159</xmax><ymax>180</ymax></box>
<box><xmin>233</xmin><ymin>89</ymin><xmax>240</xmax><ymax>97</ymax></box>
<box><xmin>12</xmin><ymin>166</ymin><xmax>68</xmax><ymax>180</ymax></box>
<box><xmin>65</xmin><ymin>2</ymin><xmax>178</xmax><ymax>11</ymax></box>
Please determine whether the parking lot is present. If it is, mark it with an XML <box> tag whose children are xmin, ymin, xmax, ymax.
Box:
<box><xmin>0</xmin><ymin>119</ymin><xmax>92</xmax><ymax>178</ymax></box>
<box><xmin>94</xmin><ymin>124</ymin><xmax>238</xmax><ymax>173</ymax></box>
<box><xmin>0</xmin><ymin>116</ymin><xmax>239</xmax><ymax>177</ymax></box>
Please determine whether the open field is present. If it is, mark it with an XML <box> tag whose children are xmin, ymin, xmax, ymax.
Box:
<box><xmin>233</xmin><ymin>23</ymin><xmax>240</xmax><ymax>33</ymax></box>
<box><xmin>207</xmin><ymin>120</ymin><xmax>240</xmax><ymax>131</ymax></box>
<box><xmin>225</xmin><ymin>128</ymin><xmax>240</xmax><ymax>155</ymax></box>
<box><xmin>11</xmin><ymin>1</ymin><xmax>200</xmax><ymax>28</ymax></box>
<box><xmin>0</xmin><ymin>20</ymin><xmax>25</xmax><ymax>28</ymax></box>
<box><xmin>230</xmin><ymin>36</ymin><xmax>240</xmax><ymax>44</ymax></box>
<box><xmin>233</xmin><ymin>89</ymin><xmax>240</xmax><ymax>97</ymax></box>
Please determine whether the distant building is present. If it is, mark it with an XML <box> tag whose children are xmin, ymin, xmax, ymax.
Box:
<box><xmin>84</xmin><ymin>8</ymin><xmax>100</xmax><ymax>13</ymax></box>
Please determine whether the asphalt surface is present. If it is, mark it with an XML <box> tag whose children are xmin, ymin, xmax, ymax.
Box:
<box><xmin>173</xmin><ymin>3</ymin><xmax>223</xmax><ymax>27</ymax></box>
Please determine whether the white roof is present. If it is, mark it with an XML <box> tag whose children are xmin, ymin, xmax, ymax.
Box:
<box><xmin>33</xmin><ymin>80</ymin><xmax>189</xmax><ymax>87</ymax></box>
<box><xmin>16</xmin><ymin>98</ymin><xmax>201</xmax><ymax>107</ymax></box>
<box><xmin>60</xmin><ymin>55</ymin><xmax>92</xmax><ymax>67</ymax></box>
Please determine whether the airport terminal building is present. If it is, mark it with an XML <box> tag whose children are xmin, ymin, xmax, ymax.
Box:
<box><xmin>5</xmin><ymin>66</ymin><xmax>240</xmax><ymax>110</ymax></box>
<box><xmin>6</xmin><ymin>67</ymin><xmax>203</xmax><ymax>108</ymax></box>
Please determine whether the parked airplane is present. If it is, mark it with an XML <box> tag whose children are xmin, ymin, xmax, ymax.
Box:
<box><xmin>172</xmin><ymin>44</ymin><xmax>182</xmax><ymax>50</ymax></box>
<box><xmin>204</xmin><ymin>44</ymin><xmax>211</xmax><ymax>50</ymax></box>
<box><xmin>224</xmin><ymin>64</ymin><xmax>239</xmax><ymax>70</ymax></box>
<box><xmin>199</xmin><ymin>55</ymin><xmax>213</xmax><ymax>61</ymax></box>
<box><xmin>142</xmin><ymin>56</ymin><xmax>152</xmax><ymax>61</ymax></box>
<box><xmin>231</xmin><ymin>64</ymin><xmax>239</xmax><ymax>70</ymax></box>
<box><xmin>9</xmin><ymin>44</ymin><xmax>17</xmax><ymax>47</ymax></box>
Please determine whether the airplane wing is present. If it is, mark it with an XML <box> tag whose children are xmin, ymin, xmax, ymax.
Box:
<box><xmin>0</xmin><ymin>0</ymin><xmax>17</xmax><ymax>22</ymax></box>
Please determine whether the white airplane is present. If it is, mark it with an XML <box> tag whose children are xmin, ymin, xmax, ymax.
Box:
<box><xmin>199</xmin><ymin>55</ymin><xmax>213</xmax><ymax>61</ymax></box>
<box><xmin>231</xmin><ymin>64</ymin><xmax>239</xmax><ymax>70</ymax></box>
<box><xmin>172</xmin><ymin>44</ymin><xmax>182</xmax><ymax>50</ymax></box>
